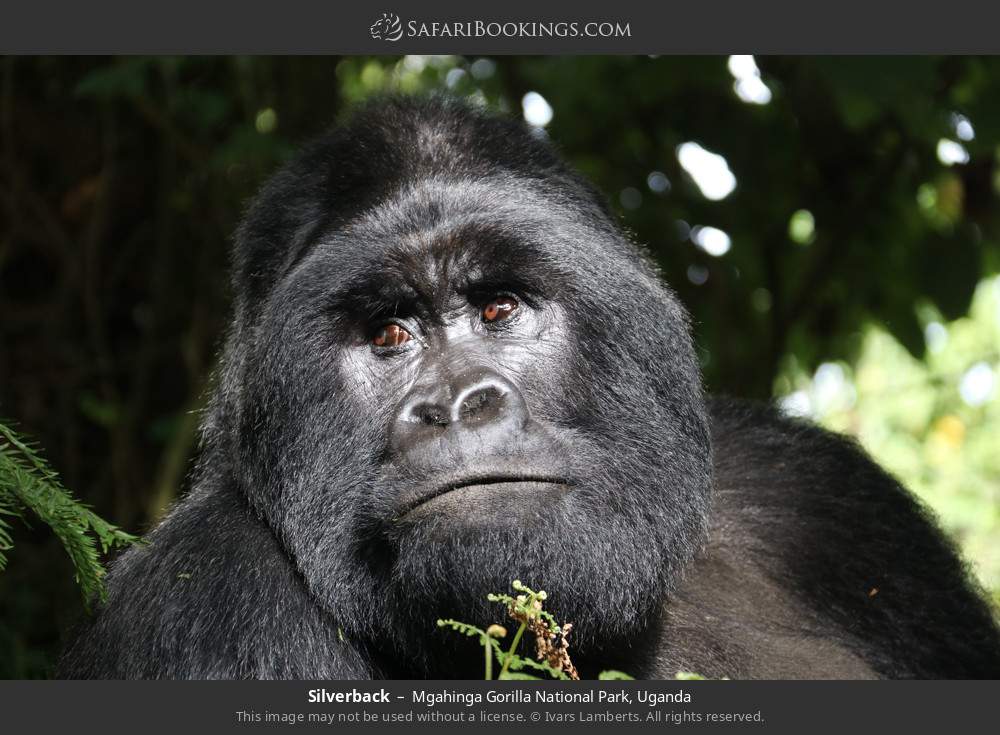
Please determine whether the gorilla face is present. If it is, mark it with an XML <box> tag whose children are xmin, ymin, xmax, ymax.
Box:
<box><xmin>218</xmin><ymin>98</ymin><xmax>712</xmax><ymax>670</ymax></box>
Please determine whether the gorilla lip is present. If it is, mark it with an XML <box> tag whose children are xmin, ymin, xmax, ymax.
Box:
<box><xmin>395</xmin><ymin>473</ymin><xmax>571</xmax><ymax>519</ymax></box>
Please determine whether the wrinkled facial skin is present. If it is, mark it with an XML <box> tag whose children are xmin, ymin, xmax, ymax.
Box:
<box><xmin>220</xmin><ymin>114</ymin><xmax>712</xmax><ymax>675</ymax></box>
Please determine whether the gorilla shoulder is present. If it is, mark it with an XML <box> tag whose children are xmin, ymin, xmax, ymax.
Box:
<box><xmin>654</xmin><ymin>398</ymin><xmax>1000</xmax><ymax>680</ymax></box>
<box><xmin>57</xmin><ymin>482</ymin><xmax>370</xmax><ymax>679</ymax></box>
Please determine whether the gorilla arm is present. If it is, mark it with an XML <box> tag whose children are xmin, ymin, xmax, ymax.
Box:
<box><xmin>56</xmin><ymin>479</ymin><xmax>371</xmax><ymax>679</ymax></box>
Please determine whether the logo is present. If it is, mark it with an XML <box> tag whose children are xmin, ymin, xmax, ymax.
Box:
<box><xmin>370</xmin><ymin>13</ymin><xmax>403</xmax><ymax>41</ymax></box>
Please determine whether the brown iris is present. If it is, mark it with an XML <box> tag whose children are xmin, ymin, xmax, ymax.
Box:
<box><xmin>482</xmin><ymin>296</ymin><xmax>518</xmax><ymax>322</ymax></box>
<box><xmin>372</xmin><ymin>324</ymin><xmax>411</xmax><ymax>347</ymax></box>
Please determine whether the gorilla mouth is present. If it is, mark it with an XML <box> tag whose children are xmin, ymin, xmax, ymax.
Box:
<box><xmin>395</xmin><ymin>473</ymin><xmax>572</xmax><ymax>520</ymax></box>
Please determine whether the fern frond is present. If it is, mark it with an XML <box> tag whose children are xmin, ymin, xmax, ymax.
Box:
<box><xmin>436</xmin><ymin>619</ymin><xmax>488</xmax><ymax>638</ymax></box>
<box><xmin>0</xmin><ymin>421</ymin><xmax>140</xmax><ymax>608</ymax></box>
<box><xmin>0</xmin><ymin>501</ymin><xmax>15</xmax><ymax>571</ymax></box>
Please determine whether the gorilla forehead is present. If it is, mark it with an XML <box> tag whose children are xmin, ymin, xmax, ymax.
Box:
<box><xmin>280</xmin><ymin>174</ymin><xmax>667</xmax><ymax>322</ymax></box>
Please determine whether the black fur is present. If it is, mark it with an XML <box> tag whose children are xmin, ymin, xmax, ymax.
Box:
<box><xmin>58</xmin><ymin>96</ymin><xmax>1000</xmax><ymax>679</ymax></box>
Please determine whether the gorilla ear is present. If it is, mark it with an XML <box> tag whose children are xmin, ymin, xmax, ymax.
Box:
<box><xmin>231</xmin><ymin>151</ymin><xmax>333</xmax><ymax>315</ymax></box>
<box><xmin>229</xmin><ymin>99</ymin><xmax>409</xmax><ymax>313</ymax></box>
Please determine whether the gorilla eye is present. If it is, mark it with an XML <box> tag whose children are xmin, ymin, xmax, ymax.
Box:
<box><xmin>482</xmin><ymin>296</ymin><xmax>518</xmax><ymax>323</ymax></box>
<box><xmin>372</xmin><ymin>324</ymin><xmax>411</xmax><ymax>348</ymax></box>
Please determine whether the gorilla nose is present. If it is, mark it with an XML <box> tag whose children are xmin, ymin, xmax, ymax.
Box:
<box><xmin>391</xmin><ymin>372</ymin><xmax>529</xmax><ymax>451</ymax></box>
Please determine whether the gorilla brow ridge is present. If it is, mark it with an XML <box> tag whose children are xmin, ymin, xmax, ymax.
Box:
<box><xmin>319</xmin><ymin>218</ymin><xmax>568</xmax><ymax>319</ymax></box>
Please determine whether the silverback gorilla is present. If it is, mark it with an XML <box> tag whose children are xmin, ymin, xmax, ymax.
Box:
<box><xmin>59</xmin><ymin>96</ymin><xmax>1000</xmax><ymax>679</ymax></box>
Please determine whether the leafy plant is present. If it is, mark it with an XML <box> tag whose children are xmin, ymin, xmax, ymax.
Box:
<box><xmin>0</xmin><ymin>421</ymin><xmax>140</xmax><ymax>609</ymax></box>
<box><xmin>438</xmin><ymin>580</ymin><xmax>633</xmax><ymax>681</ymax></box>
<box><xmin>674</xmin><ymin>671</ymin><xmax>708</xmax><ymax>680</ymax></box>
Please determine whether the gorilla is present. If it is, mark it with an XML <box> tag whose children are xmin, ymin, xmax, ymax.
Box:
<box><xmin>59</xmin><ymin>96</ymin><xmax>1000</xmax><ymax>679</ymax></box>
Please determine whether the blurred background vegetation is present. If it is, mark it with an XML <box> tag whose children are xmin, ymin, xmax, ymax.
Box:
<box><xmin>1</xmin><ymin>56</ymin><xmax>998</xmax><ymax>678</ymax></box>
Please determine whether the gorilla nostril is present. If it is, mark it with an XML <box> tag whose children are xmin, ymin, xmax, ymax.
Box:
<box><xmin>408</xmin><ymin>403</ymin><xmax>449</xmax><ymax>427</ymax></box>
<box><xmin>457</xmin><ymin>386</ymin><xmax>504</xmax><ymax>424</ymax></box>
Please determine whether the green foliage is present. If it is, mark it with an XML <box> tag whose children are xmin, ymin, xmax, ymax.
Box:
<box><xmin>0</xmin><ymin>422</ymin><xmax>140</xmax><ymax>609</ymax></box>
<box><xmin>436</xmin><ymin>618</ymin><xmax>488</xmax><ymax>639</ymax></box>
<box><xmin>439</xmin><ymin>583</ymin><xmax>706</xmax><ymax>680</ymax></box>
<box><xmin>73</xmin><ymin>58</ymin><xmax>156</xmax><ymax>100</ymax></box>
<box><xmin>495</xmin><ymin>652</ymin><xmax>569</xmax><ymax>681</ymax></box>
<box><xmin>599</xmin><ymin>669</ymin><xmax>636</xmax><ymax>680</ymax></box>
<box><xmin>439</xmin><ymin>580</ymin><xmax>582</xmax><ymax>681</ymax></box>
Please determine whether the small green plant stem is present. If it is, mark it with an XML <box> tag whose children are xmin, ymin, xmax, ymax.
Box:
<box><xmin>498</xmin><ymin>622</ymin><xmax>528</xmax><ymax>679</ymax></box>
<box><xmin>485</xmin><ymin>637</ymin><xmax>493</xmax><ymax>680</ymax></box>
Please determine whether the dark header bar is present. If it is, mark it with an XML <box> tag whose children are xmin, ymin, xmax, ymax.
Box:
<box><xmin>3</xmin><ymin>0</ymin><xmax>1000</xmax><ymax>54</ymax></box>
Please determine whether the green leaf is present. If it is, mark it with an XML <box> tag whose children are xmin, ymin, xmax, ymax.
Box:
<box><xmin>599</xmin><ymin>670</ymin><xmax>635</xmax><ymax>680</ymax></box>
<box><xmin>74</xmin><ymin>58</ymin><xmax>153</xmax><ymax>100</ymax></box>
<box><xmin>437</xmin><ymin>619</ymin><xmax>488</xmax><ymax>639</ymax></box>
